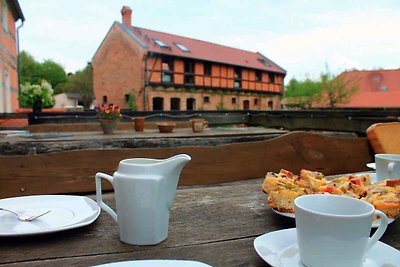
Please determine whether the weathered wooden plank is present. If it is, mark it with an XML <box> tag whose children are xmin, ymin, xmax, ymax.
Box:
<box><xmin>0</xmin><ymin>127</ymin><xmax>286</xmax><ymax>155</ymax></box>
<box><xmin>0</xmin><ymin>179</ymin><xmax>288</xmax><ymax>265</ymax></box>
<box><xmin>3</xmin><ymin>238</ymin><xmax>267</xmax><ymax>267</ymax></box>
<box><xmin>0</xmin><ymin>131</ymin><xmax>373</xmax><ymax>197</ymax></box>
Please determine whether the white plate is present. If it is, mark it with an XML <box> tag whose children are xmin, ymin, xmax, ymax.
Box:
<box><xmin>270</xmin><ymin>171</ymin><xmax>393</xmax><ymax>227</ymax></box>
<box><xmin>271</xmin><ymin>208</ymin><xmax>395</xmax><ymax>228</ymax></box>
<box><xmin>94</xmin><ymin>260</ymin><xmax>212</xmax><ymax>267</ymax></box>
<box><xmin>329</xmin><ymin>171</ymin><xmax>377</xmax><ymax>182</ymax></box>
<box><xmin>367</xmin><ymin>163</ymin><xmax>376</xmax><ymax>170</ymax></box>
<box><xmin>254</xmin><ymin>228</ymin><xmax>400</xmax><ymax>267</ymax></box>
<box><xmin>0</xmin><ymin>195</ymin><xmax>100</xmax><ymax>236</ymax></box>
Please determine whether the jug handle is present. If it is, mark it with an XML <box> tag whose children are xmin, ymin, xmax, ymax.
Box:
<box><xmin>95</xmin><ymin>172</ymin><xmax>118</xmax><ymax>222</ymax></box>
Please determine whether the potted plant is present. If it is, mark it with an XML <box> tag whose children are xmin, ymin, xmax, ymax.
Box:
<box><xmin>19</xmin><ymin>80</ymin><xmax>55</xmax><ymax>112</ymax></box>
<box><xmin>95</xmin><ymin>103</ymin><xmax>121</xmax><ymax>134</ymax></box>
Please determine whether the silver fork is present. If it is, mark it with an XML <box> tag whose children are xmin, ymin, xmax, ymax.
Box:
<box><xmin>0</xmin><ymin>207</ymin><xmax>51</xmax><ymax>221</ymax></box>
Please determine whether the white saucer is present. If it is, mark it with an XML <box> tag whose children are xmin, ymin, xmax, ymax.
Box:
<box><xmin>94</xmin><ymin>260</ymin><xmax>212</xmax><ymax>267</ymax></box>
<box><xmin>271</xmin><ymin>208</ymin><xmax>395</xmax><ymax>228</ymax></box>
<box><xmin>254</xmin><ymin>228</ymin><xmax>400</xmax><ymax>267</ymax></box>
<box><xmin>0</xmin><ymin>195</ymin><xmax>100</xmax><ymax>236</ymax></box>
<box><xmin>367</xmin><ymin>163</ymin><xmax>376</xmax><ymax>170</ymax></box>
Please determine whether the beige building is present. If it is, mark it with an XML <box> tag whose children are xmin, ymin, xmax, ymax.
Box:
<box><xmin>54</xmin><ymin>92</ymin><xmax>88</xmax><ymax>109</ymax></box>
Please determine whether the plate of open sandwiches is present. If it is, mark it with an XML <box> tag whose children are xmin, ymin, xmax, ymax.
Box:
<box><xmin>262</xmin><ymin>169</ymin><xmax>399</xmax><ymax>227</ymax></box>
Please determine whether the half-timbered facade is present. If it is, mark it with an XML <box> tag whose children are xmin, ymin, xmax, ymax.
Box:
<box><xmin>92</xmin><ymin>6</ymin><xmax>286</xmax><ymax>111</ymax></box>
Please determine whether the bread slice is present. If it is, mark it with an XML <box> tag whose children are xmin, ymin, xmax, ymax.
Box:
<box><xmin>366</xmin><ymin>122</ymin><xmax>400</xmax><ymax>154</ymax></box>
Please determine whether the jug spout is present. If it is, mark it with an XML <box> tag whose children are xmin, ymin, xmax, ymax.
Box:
<box><xmin>161</xmin><ymin>154</ymin><xmax>191</xmax><ymax>179</ymax></box>
<box><xmin>163</xmin><ymin>154</ymin><xmax>191</xmax><ymax>170</ymax></box>
<box><xmin>161</xmin><ymin>154</ymin><xmax>191</xmax><ymax>207</ymax></box>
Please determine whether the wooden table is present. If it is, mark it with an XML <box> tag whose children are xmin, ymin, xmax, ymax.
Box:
<box><xmin>1</xmin><ymin>178</ymin><xmax>399</xmax><ymax>266</ymax></box>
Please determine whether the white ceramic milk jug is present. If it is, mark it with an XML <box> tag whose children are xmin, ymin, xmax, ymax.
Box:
<box><xmin>95</xmin><ymin>154</ymin><xmax>191</xmax><ymax>245</ymax></box>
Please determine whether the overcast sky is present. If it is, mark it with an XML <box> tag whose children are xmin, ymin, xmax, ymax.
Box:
<box><xmin>18</xmin><ymin>0</ymin><xmax>400</xmax><ymax>81</ymax></box>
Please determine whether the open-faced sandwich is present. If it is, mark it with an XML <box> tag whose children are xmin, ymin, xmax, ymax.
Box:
<box><xmin>262</xmin><ymin>169</ymin><xmax>400</xmax><ymax>219</ymax></box>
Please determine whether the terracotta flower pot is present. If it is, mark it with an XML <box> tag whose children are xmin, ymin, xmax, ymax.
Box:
<box><xmin>99</xmin><ymin>120</ymin><xmax>118</xmax><ymax>134</ymax></box>
<box><xmin>157</xmin><ymin>122</ymin><xmax>176</xmax><ymax>133</ymax></box>
<box><xmin>189</xmin><ymin>118</ymin><xmax>208</xmax><ymax>133</ymax></box>
<box><xmin>133</xmin><ymin>117</ymin><xmax>145</xmax><ymax>132</ymax></box>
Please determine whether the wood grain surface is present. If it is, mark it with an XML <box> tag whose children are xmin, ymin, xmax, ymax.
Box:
<box><xmin>0</xmin><ymin>179</ymin><xmax>399</xmax><ymax>267</ymax></box>
<box><xmin>0</xmin><ymin>131</ymin><xmax>373</xmax><ymax>198</ymax></box>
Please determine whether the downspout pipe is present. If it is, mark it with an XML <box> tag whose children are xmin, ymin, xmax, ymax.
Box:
<box><xmin>144</xmin><ymin>52</ymin><xmax>151</xmax><ymax>111</ymax></box>
<box><xmin>16</xmin><ymin>19</ymin><xmax>24</xmax><ymax>107</ymax></box>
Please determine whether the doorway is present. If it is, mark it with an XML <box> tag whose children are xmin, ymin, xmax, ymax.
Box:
<box><xmin>170</xmin><ymin>97</ymin><xmax>180</xmax><ymax>111</ymax></box>
<box><xmin>153</xmin><ymin>97</ymin><xmax>164</xmax><ymax>111</ymax></box>
<box><xmin>243</xmin><ymin>100</ymin><xmax>250</xmax><ymax>110</ymax></box>
<box><xmin>187</xmin><ymin>98</ymin><xmax>196</xmax><ymax>110</ymax></box>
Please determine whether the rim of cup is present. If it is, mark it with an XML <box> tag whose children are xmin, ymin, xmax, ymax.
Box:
<box><xmin>294</xmin><ymin>194</ymin><xmax>374</xmax><ymax>218</ymax></box>
<box><xmin>375</xmin><ymin>153</ymin><xmax>400</xmax><ymax>160</ymax></box>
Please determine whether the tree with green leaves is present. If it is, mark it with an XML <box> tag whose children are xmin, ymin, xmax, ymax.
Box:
<box><xmin>20</xmin><ymin>50</ymin><xmax>67</xmax><ymax>91</ymax></box>
<box><xmin>284</xmin><ymin>78</ymin><xmax>322</xmax><ymax>109</ymax></box>
<box><xmin>284</xmin><ymin>71</ymin><xmax>359</xmax><ymax>109</ymax></box>
<box><xmin>39</xmin><ymin>59</ymin><xmax>67</xmax><ymax>91</ymax></box>
<box><xmin>58</xmin><ymin>64</ymin><xmax>94</xmax><ymax>109</ymax></box>
<box><xmin>20</xmin><ymin>51</ymin><xmax>42</xmax><ymax>85</ymax></box>
<box><xmin>320</xmin><ymin>73</ymin><xmax>359</xmax><ymax>108</ymax></box>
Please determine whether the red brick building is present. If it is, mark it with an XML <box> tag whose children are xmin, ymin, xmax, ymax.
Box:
<box><xmin>92</xmin><ymin>6</ymin><xmax>286</xmax><ymax>111</ymax></box>
<box><xmin>338</xmin><ymin>69</ymin><xmax>400</xmax><ymax>108</ymax></box>
<box><xmin>0</xmin><ymin>0</ymin><xmax>24</xmax><ymax>113</ymax></box>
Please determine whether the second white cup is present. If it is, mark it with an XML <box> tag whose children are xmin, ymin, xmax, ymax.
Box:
<box><xmin>375</xmin><ymin>153</ymin><xmax>400</xmax><ymax>181</ymax></box>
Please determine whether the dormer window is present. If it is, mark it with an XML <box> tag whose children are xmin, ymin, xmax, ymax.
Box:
<box><xmin>175</xmin><ymin>43</ymin><xmax>190</xmax><ymax>52</ymax></box>
<box><xmin>154</xmin><ymin>39</ymin><xmax>170</xmax><ymax>49</ymax></box>
<box><xmin>258</xmin><ymin>57</ymin><xmax>271</xmax><ymax>67</ymax></box>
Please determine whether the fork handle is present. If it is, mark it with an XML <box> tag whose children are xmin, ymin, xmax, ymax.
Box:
<box><xmin>0</xmin><ymin>207</ymin><xmax>19</xmax><ymax>217</ymax></box>
<box><xmin>27</xmin><ymin>210</ymin><xmax>51</xmax><ymax>221</ymax></box>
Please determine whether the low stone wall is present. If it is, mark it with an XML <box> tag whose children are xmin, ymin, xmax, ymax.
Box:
<box><xmin>25</xmin><ymin>121</ymin><xmax>192</xmax><ymax>133</ymax></box>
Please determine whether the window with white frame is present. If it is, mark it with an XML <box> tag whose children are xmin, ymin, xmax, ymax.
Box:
<box><xmin>4</xmin><ymin>68</ymin><xmax>10</xmax><ymax>112</ymax></box>
<box><xmin>2</xmin><ymin>0</ymin><xmax>8</xmax><ymax>34</ymax></box>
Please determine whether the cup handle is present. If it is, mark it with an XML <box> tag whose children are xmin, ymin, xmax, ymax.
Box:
<box><xmin>388</xmin><ymin>162</ymin><xmax>396</xmax><ymax>177</ymax></box>
<box><xmin>365</xmin><ymin>210</ymin><xmax>388</xmax><ymax>252</ymax></box>
<box><xmin>95</xmin><ymin>172</ymin><xmax>118</xmax><ymax>222</ymax></box>
<box><xmin>204</xmin><ymin>121</ymin><xmax>208</xmax><ymax>128</ymax></box>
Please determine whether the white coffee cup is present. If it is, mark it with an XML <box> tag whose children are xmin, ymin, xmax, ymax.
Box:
<box><xmin>375</xmin><ymin>153</ymin><xmax>400</xmax><ymax>181</ymax></box>
<box><xmin>295</xmin><ymin>194</ymin><xmax>388</xmax><ymax>267</ymax></box>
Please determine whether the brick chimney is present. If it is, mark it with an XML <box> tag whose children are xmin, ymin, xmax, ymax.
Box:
<box><xmin>121</xmin><ymin>6</ymin><xmax>132</xmax><ymax>27</ymax></box>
